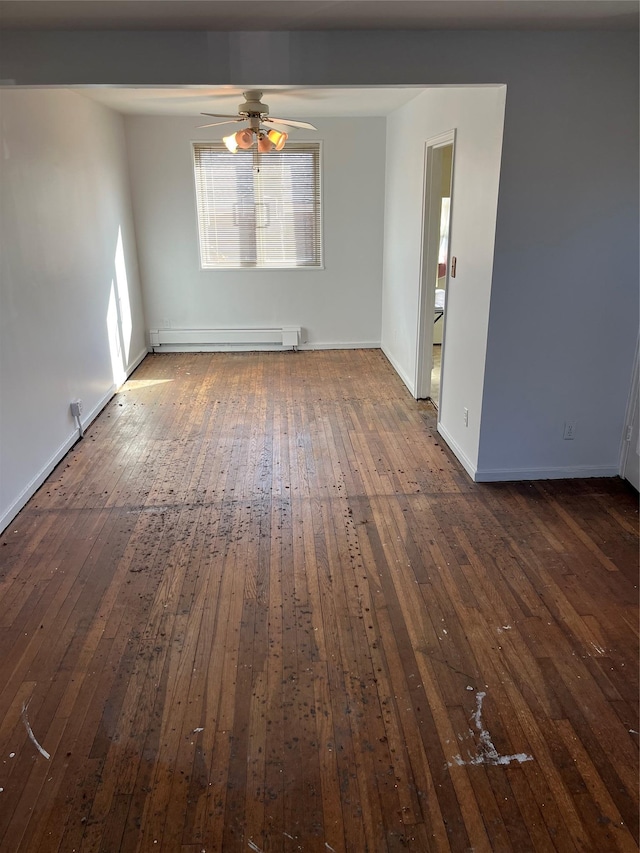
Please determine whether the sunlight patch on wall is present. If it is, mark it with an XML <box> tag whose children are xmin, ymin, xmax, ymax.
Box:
<box><xmin>114</xmin><ymin>227</ymin><xmax>133</xmax><ymax>362</ymax></box>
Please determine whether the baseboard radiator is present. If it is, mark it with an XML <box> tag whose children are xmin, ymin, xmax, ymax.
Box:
<box><xmin>149</xmin><ymin>326</ymin><xmax>301</xmax><ymax>351</ymax></box>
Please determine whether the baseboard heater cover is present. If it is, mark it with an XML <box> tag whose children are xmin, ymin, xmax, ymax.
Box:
<box><xmin>149</xmin><ymin>327</ymin><xmax>301</xmax><ymax>349</ymax></box>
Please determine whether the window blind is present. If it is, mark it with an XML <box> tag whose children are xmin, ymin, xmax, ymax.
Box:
<box><xmin>193</xmin><ymin>142</ymin><xmax>322</xmax><ymax>269</ymax></box>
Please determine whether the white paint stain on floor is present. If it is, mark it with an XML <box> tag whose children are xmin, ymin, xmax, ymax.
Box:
<box><xmin>21</xmin><ymin>702</ymin><xmax>50</xmax><ymax>760</ymax></box>
<box><xmin>448</xmin><ymin>692</ymin><xmax>533</xmax><ymax>768</ymax></box>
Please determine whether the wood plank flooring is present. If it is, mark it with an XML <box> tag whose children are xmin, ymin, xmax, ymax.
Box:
<box><xmin>0</xmin><ymin>349</ymin><xmax>637</xmax><ymax>852</ymax></box>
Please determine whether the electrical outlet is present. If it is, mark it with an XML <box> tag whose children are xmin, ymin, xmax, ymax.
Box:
<box><xmin>463</xmin><ymin>407</ymin><xmax>469</xmax><ymax>427</ymax></box>
<box><xmin>563</xmin><ymin>420</ymin><xmax>576</xmax><ymax>440</ymax></box>
<box><xmin>70</xmin><ymin>400</ymin><xmax>83</xmax><ymax>418</ymax></box>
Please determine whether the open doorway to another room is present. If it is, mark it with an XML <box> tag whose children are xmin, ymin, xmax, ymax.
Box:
<box><xmin>431</xmin><ymin>143</ymin><xmax>453</xmax><ymax>408</ymax></box>
<box><xmin>415</xmin><ymin>132</ymin><xmax>455</xmax><ymax>406</ymax></box>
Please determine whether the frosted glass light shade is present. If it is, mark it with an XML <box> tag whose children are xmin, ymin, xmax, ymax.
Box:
<box><xmin>237</xmin><ymin>129</ymin><xmax>254</xmax><ymax>149</ymax></box>
<box><xmin>223</xmin><ymin>133</ymin><xmax>239</xmax><ymax>153</ymax></box>
<box><xmin>267</xmin><ymin>129</ymin><xmax>288</xmax><ymax>151</ymax></box>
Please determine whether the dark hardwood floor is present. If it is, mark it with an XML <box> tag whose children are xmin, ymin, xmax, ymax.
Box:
<box><xmin>0</xmin><ymin>349</ymin><xmax>637</xmax><ymax>852</ymax></box>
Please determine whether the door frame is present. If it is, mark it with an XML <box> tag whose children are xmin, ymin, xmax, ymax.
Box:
<box><xmin>414</xmin><ymin>130</ymin><xmax>456</xmax><ymax>402</ymax></box>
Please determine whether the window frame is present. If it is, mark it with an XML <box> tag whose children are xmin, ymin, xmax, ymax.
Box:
<box><xmin>191</xmin><ymin>140</ymin><xmax>324</xmax><ymax>272</ymax></box>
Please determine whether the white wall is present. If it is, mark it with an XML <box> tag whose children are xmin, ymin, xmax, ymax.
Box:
<box><xmin>381</xmin><ymin>87</ymin><xmax>507</xmax><ymax>472</ymax></box>
<box><xmin>1</xmin><ymin>29</ymin><xmax>638</xmax><ymax>483</ymax></box>
<box><xmin>124</xmin><ymin>116</ymin><xmax>385</xmax><ymax>348</ymax></box>
<box><xmin>477</xmin><ymin>47</ymin><xmax>639</xmax><ymax>479</ymax></box>
<box><xmin>0</xmin><ymin>89</ymin><xmax>147</xmax><ymax>531</ymax></box>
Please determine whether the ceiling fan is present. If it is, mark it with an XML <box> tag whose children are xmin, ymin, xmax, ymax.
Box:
<box><xmin>197</xmin><ymin>90</ymin><xmax>317</xmax><ymax>153</ymax></box>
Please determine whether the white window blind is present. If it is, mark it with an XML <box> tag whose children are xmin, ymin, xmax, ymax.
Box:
<box><xmin>193</xmin><ymin>142</ymin><xmax>322</xmax><ymax>269</ymax></box>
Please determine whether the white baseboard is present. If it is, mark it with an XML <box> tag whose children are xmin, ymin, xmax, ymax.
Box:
<box><xmin>1</xmin><ymin>432</ymin><xmax>81</xmax><ymax>535</ymax></box>
<box><xmin>0</xmin><ymin>347</ymin><xmax>148</xmax><ymax>535</ymax></box>
<box><xmin>299</xmin><ymin>341</ymin><xmax>380</xmax><ymax>351</ymax></box>
<box><xmin>381</xmin><ymin>346</ymin><xmax>415</xmax><ymax>396</ymax></box>
<box><xmin>0</xmin><ymin>386</ymin><xmax>113</xmax><ymax>534</ymax></box>
<box><xmin>127</xmin><ymin>347</ymin><xmax>149</xmax><ymax>375</ymax></box>
<box><xmin>474</xmin><ymin>464</ymin><xmax>620</xmax><ymax>482</ymax></box>
<box><xmin>436</xmin><ymin>423</ymin><xmax>478</xmax><ymax>480</ymax></box>
<box><xmin>436</xmin><ymin>422</ymin><xmax>620</xmax><ymax>483</ymax></box>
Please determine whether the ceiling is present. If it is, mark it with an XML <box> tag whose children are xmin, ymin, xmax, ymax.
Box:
<box><xmin>72</xmin><ymin>86</ymin><xmax>431</xmax><ymax>118</ymax></box>
<box><xmin>0</xmin><ymin>0</ymin><xmax>637</xmax><ymax>31</ymax></box>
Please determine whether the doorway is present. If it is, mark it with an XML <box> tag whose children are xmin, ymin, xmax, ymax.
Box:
<box><xmin>415</xmin><ymin>132</ymin><xmax>455</xmax><ymax>407</ymax></box>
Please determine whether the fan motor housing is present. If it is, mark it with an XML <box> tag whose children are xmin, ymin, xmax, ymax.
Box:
<box><xmin>239</xmin><ymin>91</ymin><xmax>268</xmax><ymax>116</ymax></box>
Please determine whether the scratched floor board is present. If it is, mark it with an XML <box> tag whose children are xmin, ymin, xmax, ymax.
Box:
<box><xmin>0</xmin><ymin>350</ymin><xmax>637</xmax><ymax>853</ymax></box>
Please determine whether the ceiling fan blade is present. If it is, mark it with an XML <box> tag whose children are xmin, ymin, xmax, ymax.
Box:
<box><xmin>266</xmin><ymin>117</ymin><xmax>317</xmax><ymax>130</ymax></box>
<box><xmin>262</xmin><ymin>123</ymin><xmax>294</xmax><ymax>134</ymax></box>
<box><xmin>200</xmin><ymin>112</ymin><xmax>243</xmax><ymax>119</ymax></box>
<box><xmin>196</xmin><ymin>119</ymin><xmax>244</xmax><ymax>128</ymax></box>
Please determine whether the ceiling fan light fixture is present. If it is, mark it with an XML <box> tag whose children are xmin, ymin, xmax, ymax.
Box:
<box><xmin>257</xmin><ymin>133</ymin><xmax>274</xmax><ymax>153</ymax></box>
<box><xmin>267</xmin><ymin>129</ymin><xmax>288</xmax><ymax>151</ymax></box>
<box><xmin>201</xmin><ymin>92</ymin><xmax>317</xmax><ymax>150</ymax></box>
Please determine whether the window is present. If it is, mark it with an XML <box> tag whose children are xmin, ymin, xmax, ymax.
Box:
<box><xmin>193</xmin><ymin>142</ymin><xmax>322</xmax><ymax>269</ymax></box>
